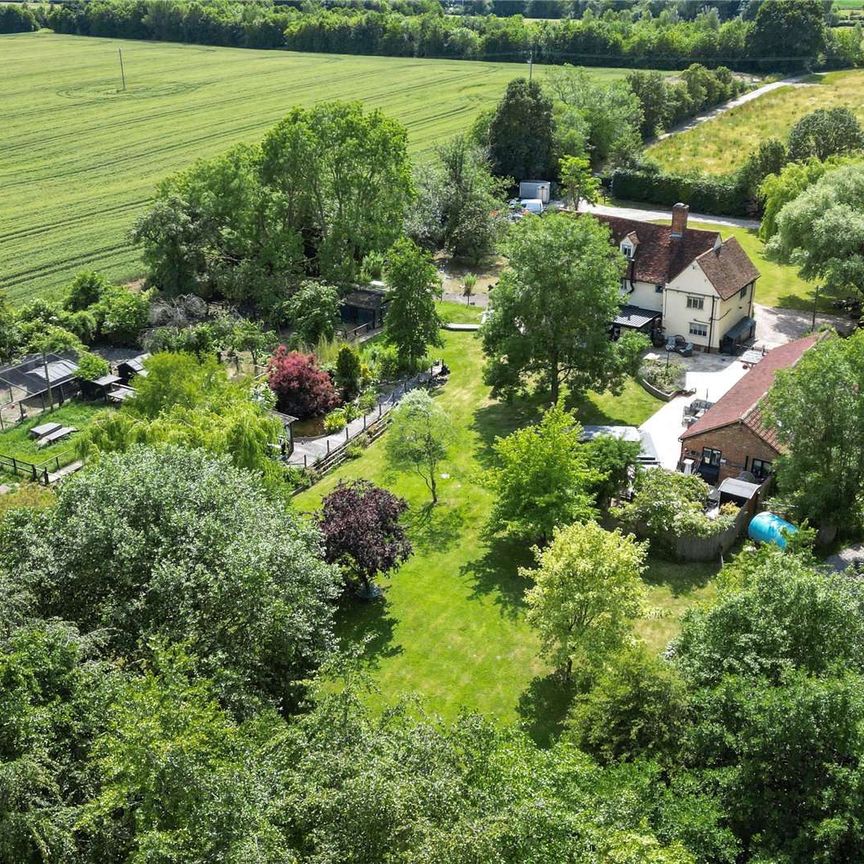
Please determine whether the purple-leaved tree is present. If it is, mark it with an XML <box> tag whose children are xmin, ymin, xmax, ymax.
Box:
<box><xmin>319</xmin><ymin>480</ymin><xmax>412</xmax><ymax>599</ymax></box>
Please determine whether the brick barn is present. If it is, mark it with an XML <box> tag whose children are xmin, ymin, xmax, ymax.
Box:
<box><xmin>678</xmin><ymin>335</ymin><xmax>819</xmax><ymax>485</ymax></box>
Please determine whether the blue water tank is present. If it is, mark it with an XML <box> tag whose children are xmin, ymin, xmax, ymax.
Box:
<box><xmin>748</xmin><ymin>512</ymin><xmax>797</xmax><ymax>548</ymax></box>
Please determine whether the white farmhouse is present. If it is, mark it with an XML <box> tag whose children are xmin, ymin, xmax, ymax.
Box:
<box><xmin>597</xmin><ymin>204</ymin><xmax>760</xmax><ymax>353</ymax></box>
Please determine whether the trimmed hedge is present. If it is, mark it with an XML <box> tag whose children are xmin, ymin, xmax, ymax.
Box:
<box><xmin>611</xmin><ymin>168</ymin><xmax>749</xmax><ymax>217</ymax></box>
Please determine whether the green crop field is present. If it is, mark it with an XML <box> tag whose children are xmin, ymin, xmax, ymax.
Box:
<box><xmin>0</xmin><ymin>32</ymin><xmax>639</xmax><ymax>305</ymax></box>
<box><xmin>647</xmin><ymin>70</ymin><xmax>864</xmax><ymax>175</ymax></box>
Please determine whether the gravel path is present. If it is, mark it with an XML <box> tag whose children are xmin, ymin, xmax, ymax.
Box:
<box><xmin>577</xmin><ymin>200</ymin><xmax>760</xmax><ymax>231</ymax></box>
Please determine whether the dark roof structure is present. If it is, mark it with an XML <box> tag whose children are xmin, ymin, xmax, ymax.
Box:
<box><xmin>594</xmin><ymin>214</ymin><xmax>720</xmax><ymax>285</ymax></box>
<box><xmin>341</xmin><ymin>288</ymin><xmax>389</xmax><ymax>311</ymax></box>
<box><xmin>613</xmin><ymin>305</ymin><xmax>661</xmax><ymax>329</ymax></box>
<box><xmin>0</xmin><ymin>353</ymin><xmax>79</xmax><ymax>398</ymax></box>
<box><xmin>680</xmin><ymin>335</ymin><xmax>819</xmax><ymax>448</ymax></box>
<box><xmin>694</xmin><ymin>237</ymin><xmax>761</xmax><ymax>300</ymax></box>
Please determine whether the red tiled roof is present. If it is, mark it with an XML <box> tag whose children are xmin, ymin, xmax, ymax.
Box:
<box><xmin>680</xmin><ymin>335</ymin><xmax>820</xmax><ymax>446</ymax></box>
<box><xmin>695</xmin><ymin>236</ymin><xmax>761</xmax><ymax>301</ymax></box>
<box><xmin>594</xmin><ymin>214</ymin><xmax>720</xmax><ymax>285</ymax></box>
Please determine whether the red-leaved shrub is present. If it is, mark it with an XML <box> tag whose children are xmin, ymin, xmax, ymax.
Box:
<box><xmin>268</xmin><ymin>347</ymin><xmax>339</xmax><ymax>420</ymax></box>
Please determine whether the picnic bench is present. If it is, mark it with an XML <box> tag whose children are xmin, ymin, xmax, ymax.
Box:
<box><xmin>36</xmin><ymin>426</ymin><xmax>77</xmax><ymax>448</ymax></box>
<box><xmin>29</xmin><ymin>421</ymin><xmax>62</xmax><ymax>440</ymax></box>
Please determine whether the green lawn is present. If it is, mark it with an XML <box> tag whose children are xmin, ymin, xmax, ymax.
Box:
<box><xmin>646</xmin><ymin>70</ymin><xmax>864</xmax><ymax>176</ymax></box>
<box><xmin>295</xmin><ymin>330</ymin><xmax>713</xmax><ymax>738</ymax></box>
<box><xmin>0</xmin><ymin>32</ymin><xmax>642</xmax><ymax>304</ymax></box>
<box><xmin>0</xmin><ymin>401</ymin><xmax>103</xmax><ymax>467</ymax></box>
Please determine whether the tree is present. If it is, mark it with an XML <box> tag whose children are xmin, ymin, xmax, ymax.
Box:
<box><xmin>383</xmin><ymin>237</ymin><xmax>443</xmax><ymax>371</ymax></box>
<box><xmin>64</xmin><ymin>270</ymin><xmax>112</xmax><ymax>312</ymax></box>
<box><xmin>80</xmin><ymin>352</ymin><xmax>286</xmax><ymax>480</ymax></box>
<box><xmin>769</xmin><ymin>164</ymin><xmax>864</xmax><ymax>302</ymax></box>
<box><xmin>759</xmin><ymin>156</ymin><xmax>837</xmax><ymax>240</ymax></box>
<box><xmin>737</xmin><ymin>137</ymin><xmax>787</xmax><ymax>199</ymax></box>
<box><xmin>462</xmin><ymin>273</ymin><xmax>477</xmax><ymax>305</ymax></box>
<box><xmin>787</xmin><ymin>107</ymin><xmax>864</xmax><ymax>163</ymax></box>
<box><xmin>674</xmin><ymin>548</ymin><xmax>864</xmax><ymax>862</ymax></box>
<box><xmin>79</xmin><ymin>645</ymin><xmax>289</xmax><ymax>863</ymax></box>
<box><xmin>486</xmin><ymin>78</ymin><xmax>555</xmax><ymax>181</ymax></box>
<box><xmin>0</xmin><ymin>288</ymin><xmax>20</xmax><ymax>362</ymax></box>
<box><xmin>385</xmin><ymin>389</ymin><xmax>452</xmax><ymax>504</ymax></box>
<box><xmin>480</xmin><ymin>213</ymin><xmax>645</xmax><ymax>403</ymax></box>
<box><xmin>407</xmin><ymin>135</ymin><xmax>508</xmax><ymax>264</ymax></box>
<box><xmin>523</xmin><ymin>521</ymin><xmax>647</xmax><ymax>680</ymax></box>
<box><xmin>75</xmin><ymin>350</ymin><xmax>110</xmax><ymax>382</ymax></box>
<box><xmin>568</xmin><ymin>646</ymin><xmax>687</xmax><ymax>764</ymax></box>
<box><xmin>319</xmin><ymin>480</ymin><xmax>412</xmax><ymax>597</ymax></box>
<box><xmin>483</xmin><ymin>402</ymin><xmax>601</xmax><ymax>543</ymax></box>
<box><xmin>0</xmin><ymin>446</ymin><xmax>340</xmax><ymax>709</ymax></box>
<box><xmin>95</xmin><ymin>288</ymin><xmax>150</xmax><ymax>346</ymax></box>
<box><xmin>136</xmin><ymin>102</ymin><xmax>413</xmax><ymax>309</ymax></box>
<box><xmin>559</xmin><ymin>154</ymin><xmax>600</xmax><ymax>210</ymax></box>
<box><xmin>286</xmin><ymin>280</ymin><xmax>341</xmax><ymax>345</ymax></box>
<box><xmin>334</xmin><ymin>344</ymin><xmax>362</xmax><ymax>401</ymax></box>
<box><xmin>763</xmin><ymin>331</ymin><xmax>864</xmax><ymax>536</ymax></box>
<box><xmin>747</xmin><ymin>0</ymin><xmax>826</xmax><ymax>72</ymax></box>
<box><xmin>626</xmin><ymin>70</ymin><xmax>671</xmax><ymax>139</ymax></box>
<box><xmin>267</xmin><ymin>348</ymin><xmax>340</xmax><ymax>419</ymax></box>
<box><xmin>548</xmin><ymin>68</ymin><xmax>643</xmax><ymax>168</ymax></box>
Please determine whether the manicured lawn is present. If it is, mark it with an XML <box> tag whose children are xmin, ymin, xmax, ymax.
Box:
<box><xmin>646</xmin><ymin>70</ymin><xmax>864</xmax><ymax>176</ymax></box>
<box><xmin>639</xmin><ymin>557</ymin><xmax>720</xmax><ymax>654</ymax></box>
<box><xmin>0</xmin><ymin>401</ymin><xmax>104</xmax><ymax>467</ymax></box>
<box><xmin>295</xmin><ymin>330</ymin><xmax>713</xmax><ymax>738</ymax></box>
<box><xmin>0</xmin><ymin>32</ymin><xmax>643</xmax><ymax>303</ymax></box>
<box><xmin>436</xmin><ymin>299</ymin><xmax>484</xmax><ymax>324</ymax></box>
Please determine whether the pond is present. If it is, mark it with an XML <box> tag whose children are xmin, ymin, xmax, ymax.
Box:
<box><xmin>292</xmin><ymin>416</ymin><xmax>327</xmax><ymax>439</ymax></box>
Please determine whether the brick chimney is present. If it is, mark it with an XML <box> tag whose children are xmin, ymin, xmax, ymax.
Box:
<box><xmin>671</xmin><ymin>202</ymin><xmax>689</xmax><ymax>239</ymax></box>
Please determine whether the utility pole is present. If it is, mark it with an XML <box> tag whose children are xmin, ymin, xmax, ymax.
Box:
<box><xmin>118</xmin><ymin>48</ymin><xmax>127</xmax><ymax>92</ymax></box>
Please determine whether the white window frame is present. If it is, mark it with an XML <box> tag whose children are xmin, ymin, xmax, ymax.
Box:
<box><xmin>689</xmin><ymin>321</ymin><xmax>708</xmax><ymax>338</ymax></box>
<box><xmin>686</xmin><ymin>295</ymin><xmax>705</xmax><ymax>310</ymax></box>
<box><xmin>621</xmin><ymin>242</ymin><xmax>634</xmax><ymax>259</ymax></box>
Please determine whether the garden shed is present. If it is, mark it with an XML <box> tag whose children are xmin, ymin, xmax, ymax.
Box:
<box><xmin>117</xmin><ymin>353</ymin><xmax>151</xmax><ymax>383</ymax></box>
<box><xmin>341</xmin><ymin>287</ymin><xmax>390</xmax><ymax>332</ymax></box>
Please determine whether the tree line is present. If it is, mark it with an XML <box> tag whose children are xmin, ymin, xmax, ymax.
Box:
<box><xmin>19</xmin><ymin>0</ymin><xmax>857</xmax><ymax>72</ymax></box>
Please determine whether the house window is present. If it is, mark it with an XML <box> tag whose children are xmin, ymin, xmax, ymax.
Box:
<box><xmin>686</xmin><ymin>295</ymin><xmax>704</xmax><ymax>310</ymax></box>
<box><xmin>750</xmin><ymin>458</ymin><xmax>772</xmax><ymax>480</ymax></box>
<box><xmin>621</xmin><ymin>243</ymin><xmax>634</xmax><ymax>259</ymax></box>
<box><xmin>655</xmin><ymin>284</ymin><xmax>664</xmax><ymax>294</ymax></box>
<box><xmin>702</xmin><ymin>447</ymin><xmax>722</xmax><ymax>467</ymax></box>
<box><xmin>689</xmin><ymin>322</ymin><xmax>708</xmax><ymax>338</ymax></box>
<box><xmin>740</xmin><ymin>284</ymin><xmax>749</xmax><ymax>299</ymax></box>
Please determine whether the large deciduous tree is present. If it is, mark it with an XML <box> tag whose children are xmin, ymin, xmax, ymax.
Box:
<box><xmin>483</xmin><ymin>402</ymin><xmax>601</xmax><ymax>543</ymax></box>
<box><xmin>768</xmin><ymin>164</ymin><xmax>864</xmax><ymax>301</ymax></box>
<box><xmin>0</xmin><ymin>446</ymin><xmax>340</xmax><ymax>709</ymax></box>
<box><xmin>383</xmin><ymin>238</ymin><xmax>443</xmax><ymax>371</ymax></box>
<box><xmin>747</xmin><ymin>0</ymin><xmax>826</xmax><ymax>72</ymax></box>
<box><xmin>763</xmin><ymin>331</ymin><xmax>864</xmax><ymax>536</ymax></box>
<box><xmin>485</xmin><ymin>78</ymin><xmax>555</xmax><ymax>182</ymax></box>
<box><xmin>407</xmin><ymin>135</ymin><xmax>508</xmax><ymax>264</ymax></box>
<box><xmin>385</xmin><ymin>389</ymin><xmax>453</xmax><ymax>504</ymax></box>
<box><xmin>134</xmin><ymin>102</ymin><xmax>413</xmax><ymax>311</ymax></box>
<box><xmin>787</xmin><ymin>107</ymin><xmax>864</xmax><ymax>163</ymax></box>
<box><xmin>523</xmin><ymin>521</ymin><xmax>647</xmax><ymax>680</ymax></box>
<box><xmin>319</xmin><ymin>480</ymin><xmax>412</xmax><ymax>597</ymax></box>
<box><xmin>481</xmin><ymin>213</ymin><xmax>645</xmax><ymax>403</ymax></box>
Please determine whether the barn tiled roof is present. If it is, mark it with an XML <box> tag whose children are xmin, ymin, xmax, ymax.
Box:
<box><xmin>695</xmin><ymin>236</ymin><xmax>761</xmax><ymax>301</ymax></box>
<box><xmin>680</xmin><ymin>335</ymin><xmax>820</xmax><ymax>446</ymax></box>
<box><xmin>594</xmin><ymin>215</ymin><xmax>720</xmax><ymax>285</ymax></box>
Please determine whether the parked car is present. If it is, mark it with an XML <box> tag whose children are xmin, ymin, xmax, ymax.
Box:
<box><xmin>666</xmin><ymin>335</ymin><xmax>694</xmax><ymax>357</ymax></box>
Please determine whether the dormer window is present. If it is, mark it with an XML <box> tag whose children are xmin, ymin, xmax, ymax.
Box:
<box><xmin>621</xmin><ymin>242</ymin><xmax>634</xmax><ymax>259</ymax></box>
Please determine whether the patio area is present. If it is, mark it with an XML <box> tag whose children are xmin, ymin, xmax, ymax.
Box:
<box><xmin>639</xmin><ymin>351</ymin><xmax>751</xmax><ymax>470</ymax></box>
